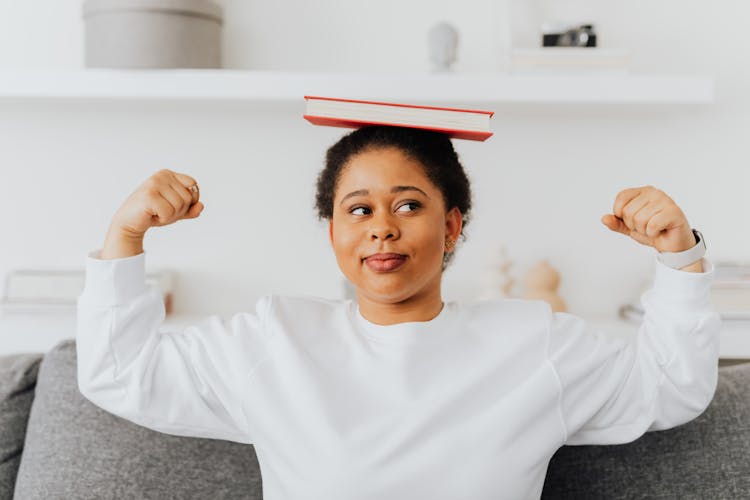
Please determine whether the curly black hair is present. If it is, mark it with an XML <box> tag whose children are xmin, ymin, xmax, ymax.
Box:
<box><xmin>314</xmin><ymin>125</ymin><xmax>472</xmax><ymax>270</ymax></box>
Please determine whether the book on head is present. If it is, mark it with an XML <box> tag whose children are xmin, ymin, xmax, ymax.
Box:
<box><xmin>303</xmin><ymin>95</ymin><xmax>494</xmax><ymax>141</ymax></box>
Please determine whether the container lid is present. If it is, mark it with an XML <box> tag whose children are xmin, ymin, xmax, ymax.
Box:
<box><xmin>83</xmin><ymin>0</ymin><xmax>222</xmax><ymax>23</ymax></box>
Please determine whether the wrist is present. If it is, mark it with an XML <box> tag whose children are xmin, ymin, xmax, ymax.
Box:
<box><xmin>657</xmin><ymin>229</ymin><xmax>706</xmax><ymax>271</ymax></box>
<box><xmin>101</xmin><ymin>226</ymin><xmax>145</xmax><ymax>260</ymax></box>
<box><xmin>657</xmin><ymin>228</ymin><xmax>697</xmax><ymax>253</ymax></box>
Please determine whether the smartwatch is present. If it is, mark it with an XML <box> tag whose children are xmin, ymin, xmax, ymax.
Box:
<box><xmin>657</xmin><ymin>229</ymin><xmax>706</xmax><ymax>269</ymax></box>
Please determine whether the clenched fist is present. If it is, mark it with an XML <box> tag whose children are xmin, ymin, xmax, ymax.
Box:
<box><xmin>100</xmin><ymin>169</ymin><xmax>204</xmax><ymax>259</ymax></box>
<box><xmin>111</xmin><ymin>169</ymin><xmax>204</xmax><ymax>238</ymax></box>
<box><xmin>601</xmin><ymin>186</ymin><xmax>697</xmax><ymax>254</ymax></box>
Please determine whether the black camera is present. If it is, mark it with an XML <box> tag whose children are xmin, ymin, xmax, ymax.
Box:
<box><xmin>542</xmin><ymin>24</ymin><xmax>597</xmax><ymax>47</ymax></box>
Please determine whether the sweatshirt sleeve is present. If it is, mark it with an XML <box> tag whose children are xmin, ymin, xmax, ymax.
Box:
<box><xmin>547</xmin><ymin>255</ymin><xmax>721</xmax><ymax>446</ymax></box>
<box><xmin>76</xmin><ymin>249</ymin><xmax>273</xmax><ymax>444</ymax></box>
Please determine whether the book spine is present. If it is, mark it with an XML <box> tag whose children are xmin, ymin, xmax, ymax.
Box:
<box><xmin>303</xmin><ymin>115</ymin><xmax>493</xmax><ymax>141</ymax></box>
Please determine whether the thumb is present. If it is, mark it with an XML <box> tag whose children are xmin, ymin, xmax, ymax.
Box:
<box><xmin>601</xmin><ymin>214</ymin><xmax>629</xmax><ymax>235</ymax></box>
<box><xmin>183</xmin><ymin>202</ymin><xmax>204</xmax><ymax>219</ymax></box>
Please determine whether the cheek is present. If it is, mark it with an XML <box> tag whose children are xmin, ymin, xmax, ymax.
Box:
<box><xmin>331</xmin><ymin>221</ymin><xmax>360</xmax><ymax>260</ymax></box>
<box><xmin>418</xmin><ymin>217</ymin><xmax>447</xmax><ymax>251</ymax></box>
<box><xmin>426</xmin><ymin>232</ymin><xmax>446</xmax><ymax>262</ymax></box>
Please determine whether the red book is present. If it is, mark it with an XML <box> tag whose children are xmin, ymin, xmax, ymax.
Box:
<box><xmin>303</xmin><ymin>95</ymin><xmax>494</xmax><ymax>141</ymax></box>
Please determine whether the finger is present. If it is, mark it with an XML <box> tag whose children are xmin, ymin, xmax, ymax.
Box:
<box><xmin>158</xmin><ymin>184</ymin><xmax>188</xmax><ymax>218</ymax></box>
<box><xmin>612</xmin><ymin>187</ymin><xmax>643</xmax><ymax>219</ymax></box>
<box><xmin>635</xmin><ymin>202</ymin><xmax>668</xmax><ymax>237</ymax></box>
<box><xmin>644</xmin><ymin>208</ymin><xmax>669</xmax><ymax>238</ymax></box>
<box><xmin>621</xmin><ymin>195</ymin><xmax>650</xmax><ymax>232</ymax></box>
<box><xmin>169</xmin><ymin>181</ymin><xmax>195</xmax><ymax>213</ymax></box>
<box><xmin>633</xmin><ymin>201</ymin><xmax>663</xmax><ymax>235</ymax></box>
<box><xmin>188</xmin><ymin>184</ymin><xmax>199</xmax><ymax>205</ymax></box>
<box><xmin>172</xmin><ymin>173</ymin><xmax>199</xmax><ymax>204</ymax></box>
<box><xmin>172</xmin><ymin>172</ymin><xmax>198</xmax><ymax>190</ymax></box>
<box><xmin>167</xmin><ymin>183</ymin><xmax>194</xmax><ymax>218</ymax></box>
<box><xmin>148</xmin><ymin>192</ymin><xmax>178</xmax><ymax>226</ymax></box>
<box><xmin>183</xmin><ymin>201</ymin><xmax>204</xmax><ymax>219</ymax></box>
<box><xmin>601</xmin><ymin>214</ymin><xmax>630</xmax><ymax>236</ymax></box>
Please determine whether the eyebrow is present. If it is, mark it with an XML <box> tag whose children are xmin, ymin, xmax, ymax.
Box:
<box><xmin>339</xmin><ymin>186</ymin><xmax>430</xmax><ymax>206</ymax></box>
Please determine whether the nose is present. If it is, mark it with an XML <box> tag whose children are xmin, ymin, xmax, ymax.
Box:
<box><xmin>368</xmin><ymin>212</ymin><xmax>400</xmax><ymax>241</ymax></box>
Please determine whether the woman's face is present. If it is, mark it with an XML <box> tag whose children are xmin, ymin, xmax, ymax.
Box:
<box><xmin>329</xmin><ymin>147</ymin><xmax>462</xmax><ymax>305</ymax></box>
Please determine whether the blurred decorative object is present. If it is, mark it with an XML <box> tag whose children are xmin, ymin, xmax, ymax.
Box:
<box><xmin>542</xmin><ymin>23</ymin><xmax>597</xmax><ymax>47</ymax></box>
<box><xmin>522</xmin><ymin>260</ymin><xmax>567</xmax><ymax>312</ymax></box>
<box><xmin>509</xmin><ymin>48</ymin><xmax>631</xmax><ymax>74</ymax></box>
<box><xmin>82</xmin><ymin>0</ymin><xmax>223</xmax><ymax>69</ymax></box>
<box><xmin>498</xmin><ymin>247</ymin><xmax>515</xmax><ymax>298</ymax></box>
<box><xmin>428</xmin><ymin>22</ymin><xmax>459</xmax><ymax>72</ymax></box>
<box><xmin>479</xmin><ymin>245</ymin><xmax>516</xmax><ymax>300</ymax></box>
<box><xmin>1</xmin><ymin>269</ymin><xmax>175</xmax><ymax>315</ymax></box>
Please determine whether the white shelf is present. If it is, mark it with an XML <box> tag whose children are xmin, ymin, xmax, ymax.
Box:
<box><xmin>0</xmin><ymin>69</ymin><xmax>714</xmax><ymax>104</ymax></box>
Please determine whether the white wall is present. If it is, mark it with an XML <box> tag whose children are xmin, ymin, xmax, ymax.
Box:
<box><xmin>1</xmin><ymin>1</ymin><xmax>748</xmax><ymax>319</ymax></box>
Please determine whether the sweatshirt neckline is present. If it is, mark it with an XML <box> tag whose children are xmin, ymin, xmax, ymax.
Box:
<box><xmin>349</xmin><ymin>300</ymin><xmax>456</xmax><ymax>346</ymax></box>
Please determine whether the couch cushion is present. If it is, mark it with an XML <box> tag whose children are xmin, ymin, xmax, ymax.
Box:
<box><xmin>542</xmin><ymin>362</ymin><xmax>750</xmax><ymax>499</ymax></box>
<box><xmin>0</xmin><ymin>352</ymin><xmax>43</xmax><ymax>500</ymax></box>
<box><xmin>13</xmin><ymin>339</ymin><xmax>262</xmax><ymax>500</ymax></box>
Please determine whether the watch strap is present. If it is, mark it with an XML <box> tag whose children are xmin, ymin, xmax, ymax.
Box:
<box><xmin>657</xmin><ymin>229</ymin><xmax>706</xmax><ymax>269</ymax></box>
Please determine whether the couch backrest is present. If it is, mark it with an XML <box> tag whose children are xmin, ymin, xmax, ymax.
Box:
<box><xmin>7</xmin><ymin>339</ymin><xmax>750</xmax><ymax>499</ymax></box>
<box><xmin>0</xmin><ymin>352</ymin><xmax>42</xmax><ymax>499</ymax></box>
<box><xmin>542</xmin><ymin>361</ymin><xmax>750</xmax><ymax>498</ymax></box>
<box><xmin>12</xmin><ymin>340</ymin><xmax>263</xmax><ymax>500</ymax></box>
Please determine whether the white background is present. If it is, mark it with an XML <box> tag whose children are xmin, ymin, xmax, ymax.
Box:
<box><xmin>0</xmin><ymin>0</ymin><xmax>748</xmax><ymax>321</ymax></box>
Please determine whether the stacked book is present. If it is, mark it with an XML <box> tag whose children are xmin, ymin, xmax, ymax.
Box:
<box><xmin>618</xmin><ymin>261</ymin><xmax>750</xmax><ymax>325</ymax></box>
<box><xmin>1</xmin><ymin>268</ymin><xmax>175</xmax><ymax>316</ymax></box>
<box><xmin>712</xmin><ymin>262</ymin><xmax>750</xmax><ymax>320</ymax></box>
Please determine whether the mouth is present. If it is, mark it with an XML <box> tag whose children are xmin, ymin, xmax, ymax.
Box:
<box><xmin>362</xmin><ymin>253</ymin><xmax>408</xmax><ymax>272</ymax></box>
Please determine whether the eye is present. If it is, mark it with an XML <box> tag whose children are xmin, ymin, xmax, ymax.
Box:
<box><xmin>349</xmin><ymin>206</ymin><xmax>371</xmax><ymax>216</ymax></box>
<box><xmin>396</xmin><ymin>201</ymin><xmax>421</xmax><ymax>213</ymax></box>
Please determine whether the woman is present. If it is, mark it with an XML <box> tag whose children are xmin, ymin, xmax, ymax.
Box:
<box><xmin>77</xmin><ymin>125</ymin><xmax>719</xmax><ymax>500</ymax></box>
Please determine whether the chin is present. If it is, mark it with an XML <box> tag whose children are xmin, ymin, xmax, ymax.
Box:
<box><xmin>344</xmin><ymin>261</ymin><xmax>442</xmax><ymax>303</ymax></box>
<box><xmin>362</xmin><ymin>293</ymin><xmax>418</xmax><ymax>305</ymax></box>
<box><xmin>353</xmin><ymin>282</ymin><xmax>416</xmax><ymax>304</ymax></box>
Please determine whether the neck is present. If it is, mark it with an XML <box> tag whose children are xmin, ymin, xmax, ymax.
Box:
<box><xmin>356</xmin><ymin>280</ymin><xmax>444</xmax><ymax>326</ymax></box>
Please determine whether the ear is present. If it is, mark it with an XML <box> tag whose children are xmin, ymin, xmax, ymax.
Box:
<box><xmin>445</xmin><ymin>207</ymin><xmax>463</xmax><ymax>244</ymax></box>
<box><xmin>329</xmin><ymin>220</ymin><xmax>334</xmax><ymax>245</ymax></box>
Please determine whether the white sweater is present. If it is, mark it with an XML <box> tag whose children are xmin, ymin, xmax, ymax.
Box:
<box><xmin>76</xmin><ymin>249</ymin><xmax>720</xmax><ymax>500</ymax></box>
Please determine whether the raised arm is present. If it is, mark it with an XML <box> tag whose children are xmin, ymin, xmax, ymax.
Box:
<box><xmin>77</xmin><ymin>170</ymin><xmax>266</xmax><ymax>444</ymax></box>
<box><xmin>551</xmin><ymin>185</ymin><xmax>720</xmax><ymax>445</ymax></box>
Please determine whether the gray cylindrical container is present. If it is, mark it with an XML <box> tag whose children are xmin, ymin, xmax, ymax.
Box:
<box><xmin>83</xmin><ymin>0</ymin><xmax>223</xmax><ymax>68</ymax></box>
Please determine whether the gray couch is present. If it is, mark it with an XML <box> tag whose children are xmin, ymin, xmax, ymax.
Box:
<box><xmin>2</xmin><ymin>339</ymin><xmax>749</xmax><ymax>499</ymax></box>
